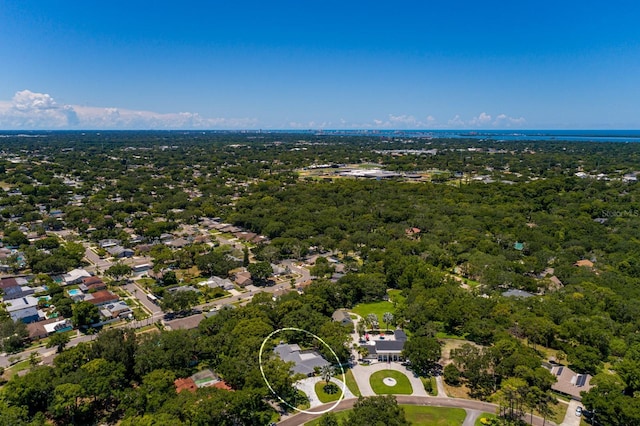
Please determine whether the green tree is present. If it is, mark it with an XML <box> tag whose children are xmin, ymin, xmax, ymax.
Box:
<box><xmin>402</xmin><ymin>336</ymin><xmax>441</xmax><ymax>376</ymax></box>
<box><xmin>318</xmin><ymin>412</ymin><xmax>339</xmax><ymax>426</ymax></box>
<box><xmin>310</xmin><ymin>256</ymin><xmax>335</xmax><ymax>278</ymax></box>
<box><xmin>444</xmin><ymin>363</ymin><xmax>461</xmax><ymax>386</ymax></box>
<box><xmin>49</xmin><ymin>383</ymin><xmax>89</xmax><ymax>424</ymax></box>
<box><xmin>248</xmin><ymin>261</ymin><xmax>273</xmax><ymax>284</ymax></box>
<box><xmin>72</xmin><ymin>301</ymin><xmax>100</xmax><ymax>329</ymax></box>
<box><xmin>46</xmin><ymin>332</ymin><xmax>70</xmax><ymax>353</ymax></box>
<box><xmin>105</xmin><ymin>262</ymin><xmax>133</xmax><ymax>283</ymax></box>
<box><xmin>161</xmin><ymin>290</ymin><xmax>199</xmax><ymax>313</ymax></box>
<box><xmin>344</xmin><ymin>396</ymin><xmax>410</xmax><ymax>426</ymax></box>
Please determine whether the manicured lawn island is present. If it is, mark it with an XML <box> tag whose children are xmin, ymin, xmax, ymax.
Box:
<box><xmin>369</xmin><ymin>370</ymin><xmax>413</xmax><ymax>395</ymax></box>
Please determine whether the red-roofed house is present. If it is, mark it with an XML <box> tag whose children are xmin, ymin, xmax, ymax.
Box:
<box><xmin>174</xmin><ymin>378</ymin><xmax>197</xmax><ymax>393</ymax></box>
<box><xmin>84</xmin><ymin>290</ymin><xmax>119</xmax><ymax>306</ymax></box>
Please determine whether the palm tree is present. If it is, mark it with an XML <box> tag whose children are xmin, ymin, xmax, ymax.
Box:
<box><xmin>320</xmin><ymin>364</ymin><xmax>334</xmax><ymax>385</ymax></box>
<box><xmin>366</xmin><ymin>313</ymin><xmax>378</xmax><ymax>331</ymax></box>
<box><xmin>383</xmin><ymin>312</ymin><xmax>394</xmax><ymax>332</ymax></box>
<box><xmin>356</xmin><ymin>321</ymin><xmax>366</xmax><ymax>339</ymax></box>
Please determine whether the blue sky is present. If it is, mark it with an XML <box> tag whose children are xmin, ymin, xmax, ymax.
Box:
<box><xmin>1</xmin><ymin>0</ymin><xmax>639</xmax><ymax>130</ymax></box>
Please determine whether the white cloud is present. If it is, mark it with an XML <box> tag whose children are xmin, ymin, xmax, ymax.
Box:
<box><xmin>468</xmin><ymin>112</ymin><xmax>492</xmax><ymax>126</ymax></box>
<box><xmin>369</xmin><ymin>114</ymin><xmax>439</xmax><ymax>129</ymax></box>
<box><xmin>0</xmin><ymin>90</ymin><xmax>257</xmax><ymax>129</ymax></box>
<box><xmin>493</xmin><ymin>113</ymin><xmax>526</xmax><ymax>127</ymax></box>
<box><xmin>445</xmin><ymin>112</ymin><xmax>526</xmax><ymax>129</ymax></box>
<box><xmin>447</xmin><ymin>115</ymin><xmax>465</xmax><ymax>127</ymax></box>
<box><xmin>287</xmin><ymin>120</ymin><xmax>332</xmax><ymax>129</ymax></box>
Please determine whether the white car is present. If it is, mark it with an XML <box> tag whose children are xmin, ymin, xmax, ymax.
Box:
<box><xmin>575</xmin><ymin>406</ymin><xmax>583</xmax><ymax>416</ymax></box>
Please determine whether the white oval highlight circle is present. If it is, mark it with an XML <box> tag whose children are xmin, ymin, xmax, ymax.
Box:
<box><xmin>258</xmin><ymin>327</ymin><xmax>347</xmax><ymax>415</ymax></box>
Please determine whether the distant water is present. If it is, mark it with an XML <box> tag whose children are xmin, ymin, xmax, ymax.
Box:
<box><xmin>2</xmin><ymin>129</ymin><xmax>640</xmax><ymax>143</ymax></box>
<box><xmin>311</xmin><ymin>129</ymin><xmax>640</xmax><ymax>143</ymax></box>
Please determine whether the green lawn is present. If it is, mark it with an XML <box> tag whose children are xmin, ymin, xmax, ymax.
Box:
<box><xmin>421</xmin><ymin>376</ymin><xmax>438</xmax><ymax>396</ymax></box>
<box><xmin>351</xmin><ymin>300</ymin><xmax>395</xmax><ymax>329</ymax></box>
<box><xmin>344</xmin><ymin>368</ymin><xmax>361</xmax><ymax>397</ymax></box>
<box><xmin>388</xmin><ymin>289</ymin><xmax>405</xmax><ymax>304</ymax></box>
<box><xmin>304</xmin><ymin>410</ymin><xmax>350</xmax><ymax>425</ymax></box>
<box><xmin>315</xmin><ymin>381</ymin><xmax>342</xmax><ymax>403</ymax></box>
<box><xmin>404</xmin><ymin>406</ymin><xmax>466</xmax><ymax>425</ymax></box>
<box><xmin>305</xmin><ymin>405</ymin><xmax>467</xmax><ymax>425</ymax></box>
<box><xmin>370</xmin><ymin>370</ymin><xmax>413</xmax><ymax>395</ymax></box>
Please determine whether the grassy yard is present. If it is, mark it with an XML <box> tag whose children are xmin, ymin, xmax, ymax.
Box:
<box><xmin>351</xmin><ymin>300</ymin><xmax>395</xmax><ymax>328</ymax></box>
<box><xmin>404</xmin><ymin>406</ymin><xmax>466</xmax><ymax>425</ymax></box>
<box><xmin>305</xmin><ymin>405</ymin><xmax>467</xmax><ymax>425</ymax></box>
<box><xmin>421</xmin><ymin>376</ymin><xmax>438</xmax><ymax>396</ymax></box>
<box><xmin>344</xmin><ymin>368</ymin><xmax>361</xmax><ymax>397</ymax></box>
<box><xmin>370</xmin><ymin>370</ymin><xmax>413</xmax><ymax>395</ymax></box>
<box><xmin>315</xmin><ymin>381</ymin><xmax>342</xmax><ymax>403</ymax></box>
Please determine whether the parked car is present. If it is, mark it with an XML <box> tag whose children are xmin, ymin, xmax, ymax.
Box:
<box><xmin>576</xmin><ymin>406</ymin><xmax>583</xmax><ymax>416</ymax></box>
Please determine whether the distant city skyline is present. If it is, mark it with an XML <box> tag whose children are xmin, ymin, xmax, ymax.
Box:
<box><xmin>1</xmin><ymin>1</ymin><xmax>639</xmax><ymax>130</ymax></box>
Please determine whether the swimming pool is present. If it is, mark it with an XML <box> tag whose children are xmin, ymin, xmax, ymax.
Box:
<box><xmin>68</xmin><ymin>289</ymin><xmax>82</xmax><ymax>296</ymax></box>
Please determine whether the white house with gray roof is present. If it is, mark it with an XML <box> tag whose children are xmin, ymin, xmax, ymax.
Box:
<box><xmin>274</xmin><ymin>343</ymin><xmax>330</xmax><ymax>376</ymax></box>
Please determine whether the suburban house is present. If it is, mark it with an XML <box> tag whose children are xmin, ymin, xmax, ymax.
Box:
<box><xmin>99</xmin><ymin>239</ymin><xmax>120</xmax><ymax>248</ymax></box>
<box><xmin>166</xmin><ymin>237</ymin><xmax>189</xmax><ymax>249</ymax></box>
<box><xmin>331</xmin><ymin>309</ymin><xmax>353</xmax><ymax>327</ymax></box>
<box><xmin>502</xmin><ymin>289</ymin><xmax>535</xmax><ymax>298</ymax></box>
<box><xmin>5</xmin><ymin>296</ymin><xmax>40</xmax><ymax>323</ymax></box>
<box><xmin>545</xmin><ymin>363</ymin><xmax>593</xmax><ymax>400</ymax></box>
<box><xmin>200</xmin><ymin>276</ymin><xmax>235</xmax><ymax>291</ymax></box>
<box><xmin>63</xmin><ymin>268</ymin><xmax>92</xmax><ymax>285</ymax></box>
<box><xmin>0</xmin><ymin>276</ymin><xmax>32</xmax><ymax>300</ymax></box>
<box><xmin>27</xmin><ymin>317</ymin><xmax>70</xmax><ymax>340</ymax></box>
<box><xmin>84</xmin><ymin>290</ymin><xmax>120</xmax><ymax>306</ymax></box>
<box><xmin>234</xmin><ymin>270</ymin><xmax>253</xmax><ymax>287</ymax></box>
<box><xmin>79</xmin><ymin>276</ymin><xmax>107</xmax><ymax>292</ymax></box>
<box><xmin>107</xmin><ymin>245</ymin><xmax>135</xmax><ymax>258</ymax></box>
<box><xmin>100</xmin><ymin>301</ymin><xmax>133</xmax><ymax>319</ymax></box>
<box><xmin>129</xmin><ymin>261</ymin><xmax>152</xmax><ymax>275</ymax></box>
<box><xmin>273</xmin><ymin>343</ymin><xmax>331</xmax><ymax>376</ymax></box>
<box><xmin>364</xmin><ymin>329</ymin><xmax>408</xmax><ymax>363</ymax></box>
<box><xmin>574</xmin><ymin>259</ymin><xmax>594</xmax><ymax>268</ymax></box>
<box><xmin>175</xmin><ymin>369</ymin><xmax>233</xmax><ymax>393</ymax></box>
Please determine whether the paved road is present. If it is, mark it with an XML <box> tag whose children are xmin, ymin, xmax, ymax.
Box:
<box><xmin>277</xmin><ymin>396</ymin><xmax>557</xmax><ymax>426</ymax></box>
<box><xmin>462</xmin><ymin>409</ymin><xmax>482</xmax><ymax>426</ymax></box>
<box><xmin>123</xmin><ymin>281</ymin><xmax>162</xmax><ymax>314</ymax></box>
<box><xmin>82</xmin><ymin>243</ymin><xmax>113</xmax><ymax>271</ymax></box>
<box><xmin>281</xmin><ymin>259</ymin><xmax>311</xmax><ymax>284</ymax></box>
<box><xmin>435</xmin><ymin>375</ymin><xmax>448</xmax><ymax>397</ymax></box>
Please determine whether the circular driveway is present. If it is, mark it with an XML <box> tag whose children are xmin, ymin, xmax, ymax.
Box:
<box><xmin>295</xmin><ymin>376</ymin><xmax>356</xmax><ymax>409</ymax></box>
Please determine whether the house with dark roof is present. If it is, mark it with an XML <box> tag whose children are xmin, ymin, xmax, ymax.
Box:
<box><xmin>0</xmin><ymin>277</ymin><xmax>25</xmax><ymax>300</ymax></box>
<box><xmin>364</xmin><ymin>329</ymin><xmax>408</xmax><ymax>362</ymax></box>
<box><xmin>107</xmin><ymin>245</ymin><xmax>134</xmax><ymax>258</ymax></box>
<box><xmin>274</xmin><ymin>343</ymin><xmax>331</xmax><ymax>376</ymax></box>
